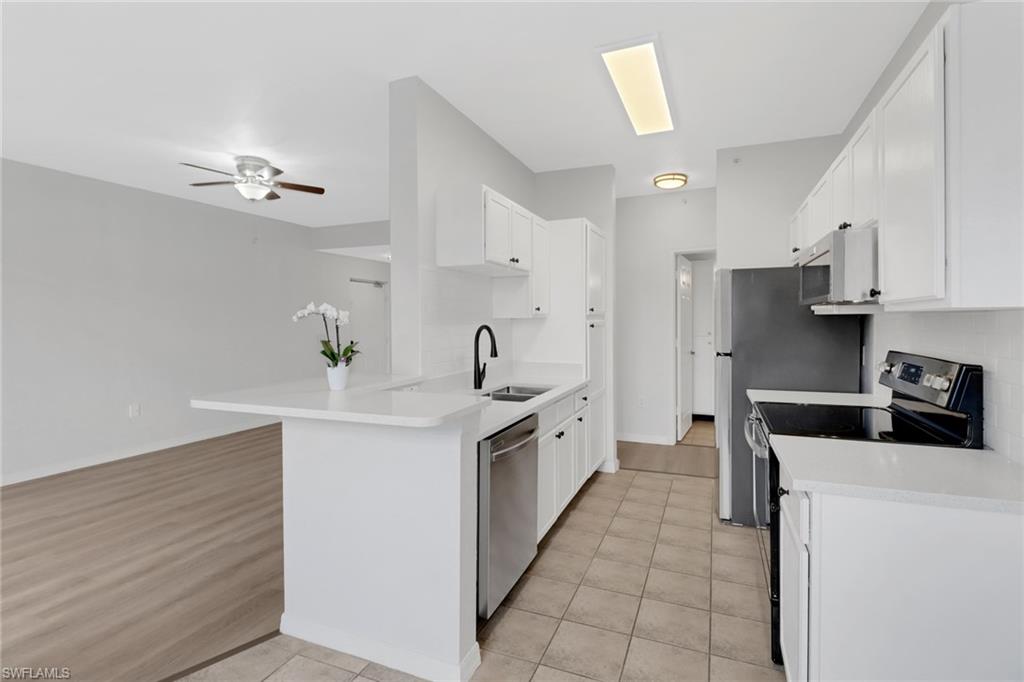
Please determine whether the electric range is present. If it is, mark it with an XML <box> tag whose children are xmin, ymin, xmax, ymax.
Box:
<box><xmin>747</xmin><ymin>350</ymin><xmax>984</xmax><ymax>666</ymax></box>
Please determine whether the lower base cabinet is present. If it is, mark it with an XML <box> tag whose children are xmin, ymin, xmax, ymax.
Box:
<box><xmin>537</xmin><ymin>433</ymin><xmax>556</xmax><ymax>540</ymax></box>
<box><xmin>587</xmin><ymin>391</ymin><xmax>606</xmax><ymax>472</ymax></box>
<box><xmin>573</xmin><ymin>408</ymin><xmax>589</xmax><ymax>489</ymax></box>
<box><xmin>554</xmin><ymin>426</ymin><xmax>574</xmax><ymax>513</ymax></box>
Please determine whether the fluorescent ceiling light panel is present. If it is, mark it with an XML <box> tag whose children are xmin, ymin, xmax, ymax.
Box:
<box><xmin>601</xmin><ymin>42</ymin><xmax>673</xmax><ymax>135</ymax></box>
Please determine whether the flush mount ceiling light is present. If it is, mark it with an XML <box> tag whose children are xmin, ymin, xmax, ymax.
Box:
<box><xmin>654</xmin><ymin>172</ymin><xmax>688</xmax><ymax>190</ymax></box>
<box><xmin>601</xmin><ymin>41</ymin><xmax>673</xmax><ymax>136</ymax></box>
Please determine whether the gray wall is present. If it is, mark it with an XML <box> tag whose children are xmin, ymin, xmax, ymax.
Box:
<box><xmin>2</xmin><ymin>160</ymin><xmax>389</xmax><ymax>483</ymax></box>
<box><xmin>311</xmin><ymin>220</ymin><xmax>389</xmax><ymax>250</ymax></box>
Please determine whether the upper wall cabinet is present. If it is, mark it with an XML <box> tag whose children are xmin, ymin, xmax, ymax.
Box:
<box><xmin>830</xmin><ymin>147</ymin><xmax>853</xmax><ymax>231</ymax></box>
<box><xmin>437</xmin><ymin>184</ymin><xmax>534</xmax><ymax>277</ymax></box>
<box><xmin>806</xmin><ymin>174</ymin><xmax>832</xmax><ymax>248</ymax></box>
<box><xmin>493</xmin><ymin>217</ymin><xmax>550</xmax><ymax>319</ymax></box>
<box><xmin>850</xmin><ymin>111</ymin><xmax>879</xmax><ymax>228</ymax></box>
<box><xmin>586</xmin><ymin>223</ymin><xmax>607</xmax><ymax>316</ymax></box>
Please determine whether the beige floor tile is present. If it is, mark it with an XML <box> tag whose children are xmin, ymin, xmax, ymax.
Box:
<box><xmin>667</xmin><ymin>492</ymin><xmax>713</xmax><ymax>512</ymax></box>
<box><xmin>711</xmin><ymin>580</ymin><xmax>770</xmax><ymax>622</ymax></box>
<box><xmin>630</xmin><ymin>476</ymin><xmax>673</xmax><ymax>493</ymax></box>
<box><xmin>272</xmin><ymin>636</ymin><xmax>369</xmax><ymax>674</ymax></box>
<box><xmin>182</xmin><ymin>640</ymin><xmax>295</xmax><ymax>681</ymax></box>
<box><xmin>710</xmin><ymin>613</ymin><xmax>775</xmax><ymax>669</ymax></box>
<box><xmin>662</xmin><ymin>506</ymin><xmax>712</xmax><ymax>530</ymax></box>
<box><xmin>594</xmin><ymin>470</ymin><xmax>635</xmax><ymax>485</ymax></box>
<box><xmin>658</xmin><ymin>524</ymin><xmax>712</xmax><ymax>551</ymax></box>
<box><xmin>559</xmin><ymin>509</ymin><xmax>614</xmax><ymax>535</ymax></box>
<box><xmin>506</xmin><ymin>575</ymin><xmax>579</xmax><ymax>618</ymax></box>
<box><xmin>266</xmin><ymin>655</ymin><xmax>357</xmax><ymax>682</ymax></box>
<box><xmin>359</xmin><ymin>662</ymin><xmax>428</xmax><ymax>682</ymax></box>
<box><xmin>671</xmin><ymin>477</ymin><xmax>715</xmax><ymax>497</ymax></box>
<box><xmin>711</xmin><ymin>554</ymin><xmax>766</xmax><ymax>588</ymax></box>
<box><xmin>712</xmin><ymin>531</ymin><xmax>761</xmax><ymax>559</ymax></box>
<box><xmin>713</xmin><ymin>520</ymin><xmax>758</xmax><ymax>536</ymax></box>
<box><xmin>563</xmin><ymin>585</ymin><xmax>641</xmax><ymax>634</ymax></box>
<box><xmin>530</xmin><ymin>665</ymin><xmax>592</xmax><ymax>682</ymax></box>
<box><xmin>634</xmin><ymin>599</ymin><xmax>710</xmax><ymax>653</ymax></box>
<box><xmin>527</xmin><ymin>549</ymin><xmax>591</xmax><ymax>584</ymax></box>
<box><xmin>624</xmin><ymin>487</ymin><xmax>670</xmax><ymax>506</ymax></box>
<box><xmin>710</xmin><ymin>656</ymin><xmax>785</xmax><ymax>681</ymax></box>
<box><xmin>651</xmin><ymin>544</ymin><xmax>711</xmax><ymax>578</ymax></box>
<box><xmin>615</xmin><ymin>501</ymin><xmax>665</xmax><ymax>523</ymax></box>
<box><xmin>544</xmin><ymin>527</ymin><xmax>604</xmax><ymax>558</ymax></box>
<box><xmin>643</xmin><ymin>568</ymin><xmax>710</xmax><ymax>610</ymax></box>
<box><xmin>541</xmin><ymin>621</ymin><xmax>630</xmax><ymax>682</ymax></box>
<box><xmin>619</xmin><ymin>445</ymin><xmax>718</xmax><ymax>478</ymax></box>
<box><xmin>621</xmin><ymin>637</ymin><xmax>709</xmax><ymax>682</ymax></box>
<box><xmin>470</xmin><ymin>650</ymin><xmax>537</xmax><ymax>682</ymax></box>
<box><xmin>479</xmin><ymin>607</ymin><xmax>560</xmax><ymax>663</ymax></box>
<box><xmin>595</xmin><ymin>535</ymin><xmax>655</xmax><ymax>567</ymax></box>
<box><xmin>583</xmin><ymin>483</ymin><xmax>627</xmax><ymax>501</ymax></box>
<box><xmin>572</xmin><ymin>495</ymin><xmax>621</xmax><ymax>517</ymax></box>
<box><xmin>582</xmin><ymin>557</ymin><xmax>649</xmax><ymax>597</ymax></box>
<box><xmin>606</xmin><ymin>515</ymin><xmax>661</xmax><ymax>543</ymax></box>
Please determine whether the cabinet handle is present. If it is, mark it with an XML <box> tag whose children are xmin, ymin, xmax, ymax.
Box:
<box><xmin>869</xmin><ymin>288</ymin><xmax>882</xmax><ymax>298</ymax></box>
<box><xmin>589</xmin><ymin>323</ymin><xmax>595</xmax><ymax>328</ymax></box>
<box><xmin>581</xmin><ymin>396</ymin><xmax>588</xmax><ymax>401</ymax></box>
<box><xmin>589</xmin><ymin>307</ymin><xmax>595</xmax><ymax>312</ymax></box>
<box><xmin>555</xmin><ymin>431</ymin><xmax>565</xmax><ymax>439</ymax></box>
<box><xmin>838</xmin><ymin>222</ymin><xmax>851</xmax><ymax>230</ymax></box>
<box><xmin>791</xmin><ymin>247</ymin><xmax>799</xmax><ymax>253</ymax></box>
<box><xmin>577</xmin><ymin>416</ymin><xmax>583</xmax><ymax>422</ymax></box>
<box><xmin>778</xmin><ymin>486</ymin><xmax>790</xmax><ymax>498</ymax></box>
<box><xmin>535</xmin><ymin>306</ymin><xmax>541</xmax><ymax>312</ymax></box>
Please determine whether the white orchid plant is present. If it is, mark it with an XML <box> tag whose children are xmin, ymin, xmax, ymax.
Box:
<box><xmin>292</xmin><ymin>302</ymin><xmax>360</xmax><ymax>368</ymax></box>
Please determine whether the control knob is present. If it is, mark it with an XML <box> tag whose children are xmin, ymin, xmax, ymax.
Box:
<box><xmin>877</xmin><ymin>361</ymin><xmax>895</xmax><ymax>374</ymax></box>
<box><xmin>934</xmin><ymin>376</ymin><xmax>952</xmax><ymax>392</ymax></box>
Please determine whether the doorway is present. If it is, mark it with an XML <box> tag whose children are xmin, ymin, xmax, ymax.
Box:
<box><xmin>348</xmin><ymin>277</ymin><xmax>390</xmax><ymax>374</ymax></box>
<box><xmin>676</xmin><ymin>251</ymin><xmax>716</xmax><ymax>445</ymax></box>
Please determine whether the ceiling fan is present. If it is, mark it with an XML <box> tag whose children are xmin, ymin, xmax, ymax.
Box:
<box><xmin>181</xmin><ymin>156</ymin><xmax>325</xmax><ymax>202</ymax></box>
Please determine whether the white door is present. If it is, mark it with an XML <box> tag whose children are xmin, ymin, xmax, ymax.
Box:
<box><xmin>808</xmin><ymin>175</ymin><xmax>832</xmax><ymax>245</ymax></box>
<box><xmin>676</xmin><ymin>256</ymin><xmax>694</xmax><ymax>441</ymax></box>
<box><xmin>691</xmin><ymin>260</ymin><xmax>715</xmax><ymax>416</ymax></box>
<box><xmin>531</xmin><ymin>219</ymin><xmax>550</xmax><ymax>316</ymax></box>
<box><xmin>850</xmin><ymin>111</ymin><xmax>879</xmax><ymax>227</ymax></box>
<box><xmin>554</xmin><ymin>425</ymin><xmax>574</xmax><ymax>511</ymax></box>
<box><xmin>586</xmin><ymin>225</ymin><xmax>606</xmax><ymax>315</ymax></box>
<box><xmin>587</xmin><ymin>392</ymin><xmax>606</xmax><ymax>472</ymax></box>
<box><xmin>587</xmin><ymin>321</ymin><xmax>606</xmax><ymax>394</ymax></box>
<box><xmin>574</xmin><ymin>408</ymin><xmax>589</xmax><ymax>487</ymax></box>
<box><xmin>537</xmin><ymin>432</ymin><xmax>556</xmax><ymax>541</ymax></box>
<box><xmin>483</xmin><ymin>190</ymin><xmax>512</xmax><ymax>267</ymax></box>
<box><xmin>780</xmin><ymin>504</ymin><xmax>810</xmax><ymax>681</ymax></box>
<box><xmin>878</xmin><ymin>30</ymin><xmax>946</xmax><ymax>304</ymax></box>
<box><xmin>831</xmin><ymin>149</ymin><xmax>853</xmax><ymax>229</ymax></box>
<box><xmin>348</xmin><ymin>278</ymin><xmax>389</xmax><ymax>374</ymax></box>
<box><xmin>511</xmin><ymin>204</ymin><xmax>533</xmax><ymax>271</ymax></box>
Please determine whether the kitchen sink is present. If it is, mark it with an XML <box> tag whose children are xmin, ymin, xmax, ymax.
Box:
<box><xmin>485</xmin><ymin>385</ymin><xmax>552</xmax><ymax>402</ymax></box>
<box><xmin>489</xmin><ymin>392</ymin><xmax>535</xmax><ymax>402</ymax></box>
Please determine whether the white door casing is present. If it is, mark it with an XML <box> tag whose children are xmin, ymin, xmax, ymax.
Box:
<box><xmin>676</xmin><ymin>255</ymin><xmax>694</xmax><ymax>441</ymax></box>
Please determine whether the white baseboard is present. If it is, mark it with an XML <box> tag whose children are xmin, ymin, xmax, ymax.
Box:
<box><xmin>616</xmin><ymin>432</ymin><xmax>676</xmax><ymax>446</ymax></box>
<box><xmin>281</xmin><ymin>612</ymin><xmax>480</xmax><ymax>681</ymax></box>
<box><xmin>1</xmin><ymin>418</ymin><xmax>279</xmax><ymax>486</ymax></box>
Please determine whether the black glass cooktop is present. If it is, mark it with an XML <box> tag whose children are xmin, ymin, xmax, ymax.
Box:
<box><xmin>755</xmin><ymin>402</ymin><xmax>958</xmax><ymax>446</ymax></box>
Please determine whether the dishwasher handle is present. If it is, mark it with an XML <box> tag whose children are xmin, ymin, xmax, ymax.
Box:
<box><xmin>491</xmin><ymin>429</ymin><xmax>538</xmax><ymax>462</ymax></box>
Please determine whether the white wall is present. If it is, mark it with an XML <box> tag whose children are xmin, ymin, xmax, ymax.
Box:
<box><xmin>615</xmin><ymin>190</ymin><xmax>716</xmax><ymax>444</ymax></box>
<box><xmin>867</xmin><ymin>311</ymin><xmax>1023</xmax><ymax>461</ymax></box>
<box><xmin>691</xmin><ymin>258</ymin><xmax>715</xmax><ymax>416</ymax></box>
<box><xmin>311</xmin><ymin>220</ymin><xmax>389</xmax><ymax>250</ymax></box>
<box><xmin>715</xmin><ymin>135</ymin><xmax>842</xmax><ymax>269</ymax></box>
<box><xmin>1</xmin><ymin>160</ymin><xmax>389</xmax><ymax>484</ymax></box>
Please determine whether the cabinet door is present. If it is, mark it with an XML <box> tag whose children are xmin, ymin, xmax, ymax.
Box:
<box><xmin>878</xmin><ymin>29</ymin><xmax>946</xmax><ymax>304</ymax></box>
<box><xmin>531</xmin><ymin>219</ymin><xmax>550</xmax><ymax>316</ymax></box>
<box><xmin>789</xmin><ymin>214</ymin><xmax>801</xmax><ymax>261</ymax></box>
<box><xmin>511</xmin><ymin>204</ymin><xmax>533</xmax><ymax>271</ymax></box>
<box><xmin>484</xmin><ymin>190</ymin><xmax>512</xmax><ymax>267</ymax></box>
<box><xmin>587</xmin><ymin>392</ymin><xmax>606</xmax><ymax>472</ymax></box>
<box><xmin>807</xmin><ymin>175</ymin><xmax>832</xmax><ymax>246</ymax></box>
<box><xmin>586</xmin><ymin>225</ymin><xmax>606</xmax><ymax>315</ymax></box>
<box><xmin>555</xmin><ymin>425</ymin><xmax>575</xmax><ymax>511</ymax></box>
<box><xmin>537</xmin><ymin>433</ymin><xmax>557</xmax><ymax>541</ymax></box>
<box><xmin>831</xmin><ymin>149</ymin><xmax>853</xmax><ymax>230</ymax></box>
<box><xmin>573</xmin><ymin>409</ymin><xmax>589</xmax><ymax>488</ymax></box>
<box><xmin>587</xmin><ymin>321</ymin><xmax>606</xmax><ymax>394</ymax></box>
<box><xmin>781</xmin><ymin>505</ymin><xmax>810</xmax><ymax>682</ymax></box>
<box><xmin>850</xmin><ymin>112</ymin><xmax>879</xmax><ymax>227</ymax></box>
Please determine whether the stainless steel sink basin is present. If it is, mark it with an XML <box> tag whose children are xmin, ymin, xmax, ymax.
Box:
<box><xmin>485</xmin><ymin>385</ymin><xmax>552</xmax><ymax>402</ymax></box>
<box><xmin>489</xmin><ymin>392</ymin><xmax>535</xmax><ymax>402</ymax></box>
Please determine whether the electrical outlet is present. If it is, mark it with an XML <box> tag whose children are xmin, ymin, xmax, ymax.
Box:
<box><xmin>638</xmin><ymin>397</ymin><xmax>646</xmax><ymax>409</ymax></box>
<box><xmin>128</xmin><ymin>403</ymin><xmax>142</xmax><ymax>419</ymax></box>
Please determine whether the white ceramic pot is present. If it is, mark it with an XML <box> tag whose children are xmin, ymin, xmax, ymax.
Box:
<box><xmin>326</xmin><ymin>363</ymin><xmax>350</xmax><ymax>391</ymax></box>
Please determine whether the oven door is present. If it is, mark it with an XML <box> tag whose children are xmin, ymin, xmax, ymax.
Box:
<box><xmin>744</xmin><ymin>411</ymin><xmax>770</xmax><ymax>528</ymax></box>
<box><xmin>799</xmin><ymin>246</ymin><xmax>834</xmax><ymax>305</ymax></box>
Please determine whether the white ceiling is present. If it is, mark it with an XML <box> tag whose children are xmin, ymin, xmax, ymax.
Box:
<box><xmin>2</xmin><ymin>2</ymin><xmax>926</xmax><ymax>228</ymax></box>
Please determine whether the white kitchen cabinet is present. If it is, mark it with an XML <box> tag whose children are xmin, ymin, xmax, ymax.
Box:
<box><xmin>537</xmin><ymin>432</ymin><xmax>557</xmax><ymax>541</ymax></box>
<box><xmin>829</xmin><ymin>149</ymin><xmax>853</xmax><ymax>232</ymax></box>
<box><xmin>492</xmin><ymin>218</ymin><xmax>550</xmax><ymax>319</ymax></box>
<box><xmin>587</xmin><ymin>320</ymin><xmax>606</xmax><ymax>395</ymax></box>
<box><xmin>877</xmin><ymin>26</ymin><xmax>946</xmax><ymax>305</ymax></box>
<box><xmin>435</xmin><ymin>184</ymin><xmax>535</xmax><ymax>277</ymax></box>
<box><xmin>573</xmin><ymin>408</ymin><xmax>589</xmax><ymax>489</ymax></box>
<box><xmin>780</xmin><ymin>496</ymin><xmax>809</xmax><ymax>682</ymax></box>
<box><xmin>587</xmin><ymin>392</ymin><xmax>606</xmax><ymax>473</ymax></box>
<box><xmin>586</xmin><ymin>224</ymin><xmax>606</xmax><ymax>316</ymax></box>
<box><xmin>849</xmin><ymin>111</ymin><xmax>879</xmax><ymax>228</ymax></box>
<box><xmin>554</xmin><ymin>422</ymin><xmax>575</xmax><ymax>512</ymax></box>
<box><xmin>806</xmin><ymin>174</ymin><xmax>832</xmax><ymax>247</ymax></box>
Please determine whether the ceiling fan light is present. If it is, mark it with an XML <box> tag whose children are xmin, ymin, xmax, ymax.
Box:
<box><xmin>653</xmin><ymin>172</ymin><xmax>688</xmax><ymax>190</ymax></box>
<box><xmin>234</xmin><ymin>181</ymin><xmax>271</xmax><ymax>201</ymax></box>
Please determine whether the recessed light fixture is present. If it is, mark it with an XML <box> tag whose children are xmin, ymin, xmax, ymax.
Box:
<box><xmin>601</xmin><ymin>41</ymin><xmax>673</xmax><ymax>136</ymax></box>
<box><xmin>654</xmin><ymin>172</ymin><xmax>688</xmax><ymax>190</ymax></box>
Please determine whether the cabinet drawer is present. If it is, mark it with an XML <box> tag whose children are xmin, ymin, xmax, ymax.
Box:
<box><xmin>779</xmin><ymin>463</ymin><xmax>809</xmax><ymax>545</ymax></box>
<box><xmin>555</xmin><ymin>396</ymin><xmax>574</xmax><ymax>425</ymax></box>
<box><xmin>573</xmin><ymin>388</ymin><xmax>589</xmax><ymax>413</ymax></box>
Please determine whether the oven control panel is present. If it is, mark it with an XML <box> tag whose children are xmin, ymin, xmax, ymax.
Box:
<box><xmin>879</xmin><ymin>350</ymin><xmax>980</xmax><ymax>409</ymax></box>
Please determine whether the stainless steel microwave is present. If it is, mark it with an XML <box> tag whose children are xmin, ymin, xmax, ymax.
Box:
<box><xmin>798</xmin><ymin>224</ymin><xmax>878</xmax><ymax>305</ymax></box>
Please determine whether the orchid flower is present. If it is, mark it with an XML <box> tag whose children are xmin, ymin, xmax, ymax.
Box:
<box><xmin>291</xmin><ymin>302</ymin><xmax>356</xmax><ymax>368</ymax></box>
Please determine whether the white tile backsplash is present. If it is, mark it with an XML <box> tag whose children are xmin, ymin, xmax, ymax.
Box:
<box><xmin>870</xmin><ymin>309</ymin><xmax>1024</xmax><ymax>460</ymax></box>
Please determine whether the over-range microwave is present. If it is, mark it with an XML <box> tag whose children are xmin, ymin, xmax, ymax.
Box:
<box><xmin>798</xmin><ymin>224</ymin><xmax>878</xmax><ymax>305</ymax></box>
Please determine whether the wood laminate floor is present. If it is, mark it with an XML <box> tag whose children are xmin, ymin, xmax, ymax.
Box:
<box><xmin>0</xmin><ymin>424</ymin><xmax>284</xmax><ymax>682</ymax></box>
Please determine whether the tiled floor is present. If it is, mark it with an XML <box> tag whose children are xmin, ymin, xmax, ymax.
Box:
<box><xmin>617</xmin><ymin>442</ymin><xmax>718</xmax><ymax>479</ymax></box>
<box><xmin>185</xmin><ymin>468</ymin><xmax>781</xmax><ymax>682</ymax></box>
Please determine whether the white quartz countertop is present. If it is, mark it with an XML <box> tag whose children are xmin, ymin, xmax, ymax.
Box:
<box><xmin>191</xmin><ymin>372</ymin><xmax>489</xmax><ymax>428</ymax></box>
<box><xmin>747</xmin><ymin>389</ymin><xmax>1024</xmax><ymax>513</ymax></box>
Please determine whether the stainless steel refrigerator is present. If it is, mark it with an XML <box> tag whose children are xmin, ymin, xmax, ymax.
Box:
<box><xmin>714</xmin><ymin>267</ymin><xmax>862</xmax><ymax>526</ymax></box>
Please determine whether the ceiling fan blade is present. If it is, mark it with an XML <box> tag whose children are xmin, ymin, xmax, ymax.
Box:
<box><xmin>275</xmin><ymin>181</ymin><xmax>325</xmax><ymax>195</ymax></box>
<box><xmin>180</xmin><ymin>162</ymin><xmax>235</xmax><ymax>177</ymax></box>
<box><xmin>189</xmin><ymin>181</ymin><xmax>235</xmax><ymax>187</ymax></box>
<box><xmin>258</xmin><ymin>165</ymin><xmax>284</xmax><ymax>180</ymax></box>
<box><xmin>265</xmin><ymin>190</ymin><xmax>281</xmax><ymax>201</ymax></box>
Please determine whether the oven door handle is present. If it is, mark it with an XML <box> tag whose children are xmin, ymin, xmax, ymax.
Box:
<box><xmin>745</xmin><ymin>413</ymin><xmax>769</xmax><ymax>459</ymax></box>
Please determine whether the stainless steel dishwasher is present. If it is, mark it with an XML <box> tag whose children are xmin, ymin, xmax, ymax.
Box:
<box><xmin>478</xmin><ymin>414</ymin><xmax>538</xmax><ymax>619</ymax></box>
